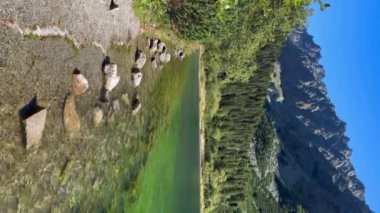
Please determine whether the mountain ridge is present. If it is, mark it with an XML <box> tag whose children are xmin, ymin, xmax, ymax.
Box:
<box><xmin>267</xmin><ymin>29</ymin><xmax>372</xmax><ymax>213</ymax></box>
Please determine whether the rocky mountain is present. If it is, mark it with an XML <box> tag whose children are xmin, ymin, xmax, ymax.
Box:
<box><xmin>266</xmin><ymin>29</ymin><xmax>372</xmax><ymax>213</ymax></box>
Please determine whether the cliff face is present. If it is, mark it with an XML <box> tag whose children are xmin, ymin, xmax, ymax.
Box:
<box><xmin>267</xmin><ymin>30</ymin><xmax>372</xmax><ymax>213</ymax></box>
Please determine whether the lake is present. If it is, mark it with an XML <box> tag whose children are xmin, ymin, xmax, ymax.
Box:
<box><xmin>130</xmin><ymin>52</ymin><xmax>200</xmax><ymax>213</ymax></box>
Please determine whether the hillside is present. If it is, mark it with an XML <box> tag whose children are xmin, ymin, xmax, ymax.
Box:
<box><xmin>266</xmin><ymin>29</ymin><xmax>372</xmax><ymax>213</ymax></box>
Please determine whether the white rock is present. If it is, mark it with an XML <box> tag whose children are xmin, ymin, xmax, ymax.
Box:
<box><xmin>159</xmin><ymin>52</ymin><xmax>171</xmax><ymax>63</ymax></box>
<box><xmin>147</xmin><ymin>38</ymin><xmax>152</xmax><ymax>48</ymax></box>
<box><xmin>24</xmin><ymin>108</ymin><xmax>47</xmax><ymax>149</ymax></box>
<box><xmin>132</xmin><ymin>72</ymin><xmax>143</xmax><ymax>87</ymax></box>
<box><xmin>151</xmin><ymin>57</ymin><xmax>157</xmax><ymax>69</ymax></box>
<box><xmin>103</xmin><ymin>63</ymin><xmax>120</xmax><ymax>91</ymax></box>
<box><xmin>103</xmin><ymin>64</ymin><xmax>118</xmax><ymax>77</ymax></box>
<box><xmin>135</xmin><ymin>50</ymin><xmax>147</xmax><ymax>69</ymax></box>
<box><xmin>104</xmin><ymin>75</ymin><xmax>120</xmax><ymax>91</ymax></box>
<box><xmin>150</xmin><ymin>44</ymin><xmax>157</xmax><ymax>55</ymax></box>
<box><xmin>157</xmin><ymin>42</ymin><xmax>165</xmax><ymax>53</ymax></box>
<box><xmin>135</xmin><ymin>55</ymin><xmax>146</xmax><ymax>69</ymax></box>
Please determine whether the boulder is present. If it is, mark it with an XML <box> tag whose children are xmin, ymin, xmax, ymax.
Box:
<box><xmin>150</xmin><ymin>43</ymin><xmax>157</xmax><ymax>55</ymax></box>
<box><xmin>151</xmin><ymin>57</ymin><xmax>157</xmax><ymax>69</ymax></box>
<box><xmin>132</xmin><ymin>98</ymin><xmax>141</xmax><ymax>115</ymax></box>
<box><xmin>107</xmin><ymin>99</ymin><xmax>121</xmax><ymax>122</ymax></box>
<box><xmin>147</xmin><ymin>38</ymin><xmax>153</xmax><ymax>48</ymax></box>
<box><xmin>103</xmin><ymin>63</ymin><xmax>120</xmax><ymax>91</ymax></box>
<box><xmin>93</xmin><ymin>106</ymin><xmax>103</xmax><ymax>127</ymax></box>
<box><xmin>174</xmin><ymin>49</ymin><xmax>185</xmax><ymax>60</ymax></box>
<box><xmin>63</xmin><ymin>94</ymin><xmax>80</xmax><ymax>138</ymax></box>
<box><xmin>157</xmin><ymin>42</ymin><xmax>166</xmax><ymax>53</ymax></box>
<box><xmin>159</xmin><ymin>52</ymin><xmax>171</xmax><ymax>63</ymax></box>
<box><xmin>103</xmin><ymin>63</ymin><xmax>117</xmax><ymax>76</ymax></box>
<box><xmin>71</xmin><ymin>68</ymin><xmax>89</xmax><ymax>96</ymax></box>
<box><xmin>132</xmin><ymin>68</ymin><xmax>143</xmax><ymax>87</ymax></box>
<box><xmin>99</xmin><ymin>87</ymin><xmax>110</xmax><ymax>102</ymax></box>
<box><xmin>104</xmin><ymin>75</ymin><xmax>120</xmax><ymax>91</ymax></box>
<box><xmin>23</xmin><ymin>107</ymin><xmax>47</xmax><ymax>150</ymax></box>
<box><xmin>110</xmin><ymin>0</ymin><xmax>119</xmax><ymax>10</ymax></box>
<box><xmin>110</xmin><ymin>99</ymin><xmax>120</xmax><ymax>113</ymax></box>
<box><xmin>134</xmin><ymin>49</ymin><xmax>146</xmax><ymax>69</ymax></box>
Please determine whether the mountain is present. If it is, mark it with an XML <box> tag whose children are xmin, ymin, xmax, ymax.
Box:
<box><xmin>265</xmin><ymin>29</ymin><xmax>372</xmax><ymax>213</ymax></box>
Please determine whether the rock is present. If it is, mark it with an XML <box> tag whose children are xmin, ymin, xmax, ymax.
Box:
<box><xmin>99</xmin><ymin>87</ymin><xmax>110</xmax><ymax>102</ymax></box>
<box><xmin>71</xmin><ymin>68</ymin><xmax>89</xmax><ymax>96</ymax></box>
<box><xmin>121</xmin><ymin>93</ymin><xmax>130</xmax><ymax>105</ymax></box>
<box><xmin>265</xmin><ymin>29</ymin><xmax>372</xmax><ymax>212</ymax></box>
<box><xmin>147</xmin><ymin>38</ymin><xmax>152</xmax><ymax>48</ymax></box>
<box><xmin>104</xmin><ymin>75</ymin><xmax>120</xmax><ymax>91</ymax></box>
<box><xmin>134</xmin><ymin>49</ymin><xmax>146</xmax><ymax>69</ymax></box>
<box><xmin>175</xmin><ymin>49</ymin><xmax>185</xmax><ymax>60</ymax></box>
<box><xmin>153</xmin><ymin>38</ymin><xmax>159</xmax><ymax>44</ymax></box>
<box><xmin>150</xmin><ymin>43</ymin><xmax>157</xmax><ymax>55</ymax></box>
<box><xmin>63</xmin><ymin>94</ymin><xmax>80</xmax><ymax>138</ymax></box>
<box><xmin>151</xmin><ymin>57</ymin><xmax>157</xmax><ymax>69</ymax></box>
<box><xmin>103</xmin><ymin>63</ymin><xmax>117</xmax><ymax>76</ymax></box>
<box><xmin>93</xmin><ymin>106</ymin><xmax>103</xmax><ymax>127</ymax></box>
<box><xmin>159</xmin><ymin>52</ymin><xmax>171</xmax><ymax>63</ymax></box>
<box><xmin>23</xmin><ymin>107</ymin><xmax>47</xmax><ymax>150</ymax></box>
<box><xmin>157</xmin><ymin>41</ymin><xmax>165</xmax><ymax>53</ymax></box>
<box><xmin>132</xmin><ymin>98</ymin><xmax>141</xmax><ymax>115</ymax></box>
<box><xmin>107</xmin><ymin>99</ymin><xmax>121</xmax><ymax>122</ymax></box>
<box><xmin>110</xmin><ymin>0</ymin><xmax>119</xmax><ymax>10</ymax></box>
<box><xmin>110</xmin><ymin>99</ymin><xmax>120</xmax><ymax>113</ymax></box>
<box><xmin>103</xmin><ymin>63</ymin><xmax>120</xmax><ymax>91</ymax></box>
<box><xmin>132</xmin><ymin>68</ymin><xmax>143</xmax><ymax>87</ymax></box>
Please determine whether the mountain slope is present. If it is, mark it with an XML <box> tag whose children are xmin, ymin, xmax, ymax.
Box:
<box><xmin>267</xmin><ymin>29</ymin><xmax>372</xmax><ymax>213</ymax></box>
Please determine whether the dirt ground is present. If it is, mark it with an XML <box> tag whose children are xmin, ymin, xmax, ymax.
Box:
<box><xmin>0</xmin><ymin>0</ymin><xmax>140</xmax><ymax>49</ymax></box>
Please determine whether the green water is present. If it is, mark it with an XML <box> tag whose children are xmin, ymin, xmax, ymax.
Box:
<box><xmin>130</xmin><ymin>53</ymin><xmax>200</xmax><ymax>213</ymax></box>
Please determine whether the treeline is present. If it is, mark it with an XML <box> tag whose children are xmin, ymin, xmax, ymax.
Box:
<box><xmin>203</xmin><ymin>35</ymin><xmax>287</xmax><ymax>212</ymax></box>
<box><xmin>166</xmin><ymin>0</ymin><xmax>315</xmax><ymax>212</ymax></box>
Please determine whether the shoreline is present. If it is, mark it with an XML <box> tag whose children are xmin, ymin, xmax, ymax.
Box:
<box><xmin>198</xmin><ymin>45</ymin><xmax>206</xmax><ymax>213</ymax></box>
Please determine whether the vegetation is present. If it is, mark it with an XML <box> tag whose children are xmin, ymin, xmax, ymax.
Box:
<box><xmin>133</xmin><ymin>0</ymin><xmax>328</xmax><ymax>212</ymax></box>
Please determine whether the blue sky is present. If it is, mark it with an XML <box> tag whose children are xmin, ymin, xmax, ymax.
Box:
<box><xmin>308</xmin><ymin>1</ymin><xmax>380</xmax><ymax>212</ymax></box>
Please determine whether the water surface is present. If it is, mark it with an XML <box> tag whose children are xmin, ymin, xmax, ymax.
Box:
<box><xmin>130</xmin><ymin>53</ymin><xmax>200</xmax><ymax>213</ymax></box>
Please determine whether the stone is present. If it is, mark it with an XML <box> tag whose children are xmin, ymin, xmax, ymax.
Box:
<box><xmin>103</xmin><ymin>63</ymin><xmax>117</xmax><ymax>77</ymax></box>
<box><xmin>24</xmin><ymin>107</ymin><xmax>47</xmax><ymax>150</ymax></box>
<box><xmin>175</xmin><ymin>49</ymin><xmax>185</xmax><ymax>60</ymax></box>
<box><xmin>134</xmin><ymin>49</ymin><xmax>146</xmax><ymax>69</ymax></box>
<box><xmin>71</xmin><ymin>68</ymin><xmax>89</xmax><ymax>96</ymax></box>
<box><xmin>131</xmin><ymin>98</ymin><xmax>141</xmax><ymax>115</ymax></box>
<box><xmin>93</xmin><ymin>106</ymin><xmax>103</xmax><ymax>127</ymax></box>
<box><xmin>151</xmin><ymin>57</ymin><xmax>157</xmax><ymax>69</ymax></box>
<box><xmin>104</xmin><ymin>75</ymin><xmax>120</xmax><ymax>91</ymax></box>
<box><xmin>147</xmin><ymin>38</ymin><xmax>152</xmax><ymax>48</ymax></box>
<box><xmin>99</xmin><ymin>87</ymin><xmax>110</xmax><ymax>102</ymax></box>
<box><xmin>132</xmin><ymin>68</ymin><xmax>143</xmax><ymax>87</ymax></box>
<box><xmin>157</xmin><ymin>41</ymin><xmax>165</xmax><ymax>53</ymax></box>
<box><xmin>110</xmin><ymin>0</ymin><xmax>119</xmax><ymax>10</ymax></box>
<box><xmin>63</xmin><ymin>94</ymin><xmax>80</xmax><ymax>138</ymax></box>
<box><xmin>159</xmin><ymin>52</ymin><xmax>171</xmax><ymax>63</ymax></box>
<box><xmin>103</xmin><ymin>63</ymin><xmax>120</xmax><ymax>91</ymax></box>
<box><xmin>111</xmin><ymin>99</ymin><xmax>120</xmax><ymax>113</ymax></box>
